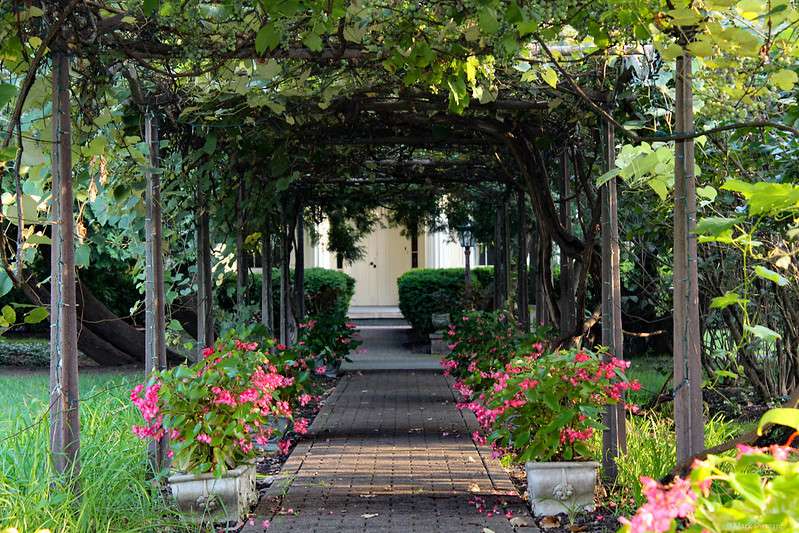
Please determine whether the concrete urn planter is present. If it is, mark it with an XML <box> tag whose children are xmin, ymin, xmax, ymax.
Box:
<box><xmin>168</xmin><ymin>462</ymin><xmax>257</xmax><ymax>523</ymax></box>
<box><xmin>525</xmin><ymin>461</ymin><xmax>598</xmax><ymax>517</ymax></box>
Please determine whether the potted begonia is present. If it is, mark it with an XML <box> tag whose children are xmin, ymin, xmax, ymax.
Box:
<box><xmin>131</xmin><ymin>336</ymin><xmax>299</xmax><ymax>523</ymax></box>
<box><xmin>475</xmin><ymin>347</ymin><xmax>638</xmax><ymax>516</ymax></box>
<box><xmin>299</xmin><ymin>316</ymin><xmax>361</xmax><ymax>378</ymax></box>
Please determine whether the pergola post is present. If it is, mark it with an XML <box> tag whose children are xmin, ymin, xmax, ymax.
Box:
<box><xmin>279</xmin><ymin>211</ymin><xmax>290</xmax><ymax>345</ymax></box>
<box><xmin>601</xmin><ymin>120</ymin><xmax>626</xmax><ymax>480</ymax></box>
<box><xmin>49</xmin><ymin>47</ymin><xmax>80</xmax><ymax>480</ymax></box>
<box><xmin>261</xmin><ymin>224</ymin><xmax>273</xmax><ymax>334</ymax></box>
<box><xmin>295</xmin><ymin>204</ymin><xmax>305</xmax><ymax>321</ymax></box>
<box><xmin>673</xmin><ymin>52</ymin><xmax>704</xmax><ymax>462</ymax></box>
<box><xmin>559</xmin><ymin>151</ymin><xmax>575</xmax><ymax>336</ymax></box>
<box><xmin>196</xmin><ymin>173</ymin><xmax>214</xmax><ymax>357</ymax></box>
<box><xmin>517</xmin><ymin>192</ymin><xmax>530</xmax><ymax>331</ymax></box>
<box><xmin>236</xmin><ymin>174</ymin><xmax>248</xmax><ymax>314</ymax></box>
<box><xmin>143</xmin><ymin>111</ymin><xmax>168</xmax><ymax>472</ymax></box>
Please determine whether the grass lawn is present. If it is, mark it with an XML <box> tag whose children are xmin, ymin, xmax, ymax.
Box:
<box><xmin>0</xmin><ymin>369</ymin><xmax>192</xmax><ymax>533</ymax></box>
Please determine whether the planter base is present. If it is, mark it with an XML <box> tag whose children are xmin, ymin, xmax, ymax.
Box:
<box><xmin>168</xmin><ymin>462</ymin><xmax>257</xmax><ymax>523</ymax></box>
<box><xmin>525</xmin><ymin>461</ymin><xmax>598</xmax><ymax>517</ymax></box>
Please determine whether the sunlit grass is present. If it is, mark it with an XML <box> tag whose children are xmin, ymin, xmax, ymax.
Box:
<box><xmin>590</xmin><ymin>412</ymin><xmax>746</xmax><ymax>513</ymax></box>
<box><xmin>0</xmin><ymin>371</ymin><xmax>192</xmax><ymax>533</ymax></box>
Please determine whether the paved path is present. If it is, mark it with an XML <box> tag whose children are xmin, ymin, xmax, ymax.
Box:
<box><xmin>245</xmin><ymin>328</ymin><xmax>529</xmax><ymax>533</ymax></box>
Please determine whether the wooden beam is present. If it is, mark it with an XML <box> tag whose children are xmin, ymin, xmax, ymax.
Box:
<box><xmin>559</xmin><ymin>151</ymin><xmax>575</xmax><ymax>336</ymax></box>
<box><xmin>601</xmin><ymin>121</ymin><xmax>626</xmax><ymax>481</ymax></box>
<box><xmin>143</xmin><ymin>111</ymin><xmax>168</xmax><ymax>472</ymax></box>
<box><xmin>196</xmin><ymin>174</ymin><xmax>214</xmax><ymax>358</ymax></box>
<box><xmin>673</xmin><ymin>53</ymin><xmax>704</xmax><ymax>462</ymax></box>
<box><xmin>295</xmin><ymin>204</ymin><xmax>305</xmax><ymax>321</ymax></box>
<box><xmin>261</xmin><ymin>226</ymin><xmax>273</xmax><ymax>334</ymax></box>
<box><xmin>49</xmin><ymin>47</ymin><xmax>80</xmax><ymax>480</ymax></box>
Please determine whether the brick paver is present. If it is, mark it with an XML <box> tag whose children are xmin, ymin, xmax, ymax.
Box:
<box><xmin>245</xmin><ymin>328</ymin><xmax>529</xmax><ymax>533</ymax></box>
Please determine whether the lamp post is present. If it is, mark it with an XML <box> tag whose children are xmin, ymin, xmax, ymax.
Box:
<box><xmin>458</xmin><ymin>225</ymin><xmax>477</xmax><ymax>304</ymax></box>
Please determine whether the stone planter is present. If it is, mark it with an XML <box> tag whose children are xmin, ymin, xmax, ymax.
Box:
<box><xmin>168</xmin><ymin>462</ymin><xmax>257</xmax><ymax>523</ymax></box>
<box><xmin>525</xmin><ymin>461</ymin><xmax>598</xmax><ymax>517</ymax></box>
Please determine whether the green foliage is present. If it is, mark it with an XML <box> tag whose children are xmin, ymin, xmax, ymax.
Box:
<box><xmin>397</xmin><ymin>267</ymin><xmax>493</xmax><ymax>335</ymax></box>
<box><xmin>0</xmin><ymin>337</ymin><xmax>49</xmax><ymax>366</ymax></box>
<box><xmin>217</xmin><ymin>267</ymin><xmax>355</xmax><ymax>327</ymax></box>
<box><xmin>0</xmin><ymin>372</ymin><xmax>192</xmax><ymax>532</ymax></box>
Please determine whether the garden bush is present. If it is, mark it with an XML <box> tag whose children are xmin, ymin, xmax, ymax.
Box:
<box><xmin>397</xmin><ymin>267</ymin><xmax>493</xmax><ymax>335</ymax></box>
<box><xmin>217</xmin><ymin>267</ymin><xmax>355</xmax><ymax>328</ymax></box>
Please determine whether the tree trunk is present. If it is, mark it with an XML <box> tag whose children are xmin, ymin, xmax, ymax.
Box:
<box><xmin>144</xmin><ymin>111</ymin><xmax>168</xmax><ymax>472</ymax></box>
<box><xmin>673</xmin><ymin>52</ymin><xmax>704</xmax><ymax>462</ymax></box>
<box><xmin>49</xmin><ymin>48</ymin><xmax>80</xmax><ymax>480</ymax></box>
<box><xmin>600</xmin><ymin>121</ymin><xmax>626</xmax><ymax>481</ymax></box>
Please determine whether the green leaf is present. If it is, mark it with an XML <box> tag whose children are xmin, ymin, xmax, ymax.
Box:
<box><xmin>478</xmin><ymin>8</ymin><xmax>500</xmax><ymax>34</ymax></box>
<box><xmin>202</xmin><ymin>133</ymin><xmax>217</xmax><ymax>155</ymax></box>
<box><xmin>757</xmin><ymin>407</ymin><xmax>799</xmax><ymax>435</ymax></box>
<box><xmin>255</xmin><ymin>24</ymin><xmax>282</xmax><ymax>54</ymax></box>
<box><xmin>0</xmin><ymin>83</ymin><xmax>18</xmax><ymax>108</ymax></box>
<box><xmin>596</xmin><ymin>167</ymin><xmax>621</xmax><ymax>187</ymax></box>
<box><xmin>695</xmin><ymin>217</ymin><xmax>738</xmax><ymax>236</ymax></box>
<box><xmin>744</xmin><ymin>324</ymin><xmax>781</xmax><ymax>343</ymax></box>
<box><xmin>541</xmin><ymin>67</ymin><xmax>558</xmax><ymax>89</ymax></box>
<box><xmin>710</xmin><ymin>291</ymin><xmax>748</xmax><ymax>309</ymax></box>
<box><xmin>696</xmin><ymin>185</ymin><xmax>717</xmax><ymax>201</ymax></box>
<box><xmin>143</xmin><ymin>0</ymin><xmax>158</xmax><ymax>16</ymax></box>
<box><xmin>771</xmin><ymin>69</ymin><xmax>798</xmax><ymax>91</ymax></box>
<box><xmin>0</xmin><ymin>269</ymin><xmax>13</xmax><ymax>298</ymax></box>
<box><xmin>75</xmin><ymin>244</ymin><xmax>91</xmax><ymax>268</ymax></box>
<box><xmin>302</xmin><ymin>32</ymin><xmax>323</xmax><ymax>52</ymax></box>
<box><xmin>2</xmin><ymin>305</ymin><xmax>16</xmax><ymax>325</ymax></box>
<box><xmin>24</xmin><ymin>306</ymin><xmax>48</xmax><ymax>324</ymax></box>
<box><xmin>754</xmin><ymin>265</ymin><xmax>789</xmax><ymax>287</ymax></box>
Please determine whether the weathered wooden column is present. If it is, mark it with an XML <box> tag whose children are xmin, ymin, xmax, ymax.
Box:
<box><xmin>559</xmin><ymin>151</ymin><xmax>575</xmax><ymax>336</ymax></box>
<box><xmin>196</xmin><ymin>174</ymin><xmax>214</xmax><ymax>357</ymax></box>
<box><xmin>261</xmin><ymin>225</ymin><xmax>273</xmax><ymax>334</ymax></box>
<box><xmin>236</xmin><ymin>175</ymin><xmax>248</xmax><ymax>313</ymax></box>
<box><xmin>295</xmin><ymin>205</ymin><xmax>305</xmax><ymax>321</ymax></box>
<box><xmin>49</xmin><ymin>46</ymin><xmax>80</xmax><ymax>479</ymax></box>
<box><xmin>143</xmin><ymin>111</ymin><xmax>168</xmax><ymax>472</ymax></box>
<box><xmin>673</xmin><ymin>52</ymin><xmax>704</xmax><ymax>462</ymax></box>
<box><xmin>279</xmin><ymin>219</ymin><xmax>290</xmax><ymax>345</ymax></box>
<box><xmin>517</xmin><ymin>192</ymin><xmax>530</xmax><ymax>331</ymax></box>
<box><xmin>601</xmin><ymin>120</ymin><xmax>626</xmax><ymax>480</ymax></box>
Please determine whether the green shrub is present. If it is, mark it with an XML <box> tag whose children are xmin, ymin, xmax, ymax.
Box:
<box><xmin>397</xmin><ymin>267</ymin><xmax>494</xmax><ymax>335</ymax></box>
<box><xmin>218</xmin><ymin>267</ymin><xmax>355</xmax><ymax>327</ymax></box>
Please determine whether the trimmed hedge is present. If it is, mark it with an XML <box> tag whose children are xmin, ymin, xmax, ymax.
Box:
<box><xmin>397</xmin><ymin>267</ymin><xmax>494</xmax><ymax>335</ymax></box>
<box><xmin>218</xmin><ymin>267</ymin><xmax>355</xmax><ymax>324</ymax></box>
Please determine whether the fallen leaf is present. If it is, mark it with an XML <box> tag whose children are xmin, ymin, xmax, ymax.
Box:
<box><xmin>361</xmin><ymin>513</ymin><xmax>379</xmax><ymax>519</ymax></box>
<box><xmin>469</xmin><ymin>482</ymin><xmax>481</xmax><ymax>492</ymax></box>
<box><xmin>483</xmin><ymin>529</ymin><xmax>495</xmax><ymax>533</ymax></box>
<box><xmin>540</xmin><ymin>515</ymin><xmax>561</xmax><ymax>528</ymax></box>
<box><xmin>509</xmin><ymin>516</ymin><xmax>532</xmax><ymax>527</ymax></box>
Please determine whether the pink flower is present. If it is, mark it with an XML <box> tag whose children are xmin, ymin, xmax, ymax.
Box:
<box><xmin>238</xmin><ymin>388</ymin><xmax>260</xmax><ymax>403</ymax></box>
<box><xmin>235</xmin><ymin>340</ymin><xmax>259</xmax><ymax>351</ymax></box>
<box><xmin>294</xmin><ymin>418</ymin><xmax>309</xmax><ymax>435</ymax></box>
<box><xmin>276</xmin><ymin>344</ymin><xmax>287</xmax><ymax>351</ymax></box>
<box><xmin>201</xmin><ymin>346</ymin><xmax>215</xmax><ymax>358</ymax></box>
<box><xmin>519</xmin><ymin>378</ymin><xmax>539</xmax><ymax>390</ymax></box>
<box><xmin>619</xmin><ymin>477</ymin><xmax>697</xmax><ymax>533</ymax></box>
<box><xmin>197</xmin><ymin>433</ymin><xmax>212</xmax><ymax>445</ymax></box>
<box><xmin>315</xmin><ymin>365</ymin><xmax>327</xmax><ymax>375</ymax></box>
<box><xmin>278</xmin><ymin>439</ymin><xmax>292</xmax><ymax>455</ymax></box>
<box><xmin>262</xmin><ymin>519</ymin><xmax>271</xmax><ymax>529</ymax></box>
<box><xmin>574</xmin><ymin>351</ymin><xmax>591</xmax><ymax>363</ymax></box>
<box><xmin>299</xmin><ymin>394</ymin><xmax>313</xmax><ymax>406</ymax></box>
<box><xmin>211</xmin><ymin>386</ymin><xmax>238</xmax><ymax>407</ymax></box>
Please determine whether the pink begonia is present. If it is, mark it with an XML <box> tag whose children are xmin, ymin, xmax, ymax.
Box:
<box><xmin>238</xmin><ymin>388</ymin><xmax>260</xmax><ymax>404</ymax></box>
<box><xmin>294</xmin><ymin>418</ymin><xmax>309</xmax><ymax>435</ymax></box>
<box><xmin>574</xmin><ymin>351</ymin><xmax>591</xmax><ymax>363</ymax></box>
<box><xmin>235</xmin><ymin>339</ymin><xmax>258</xmax><ymax>351</ymax></box>
<box><xmin>618</xmin><ymin>476</ymin><xmax>697</xmax><ymax>533</ymax></box>
<box><xmin>315</xmin><ymin>365</ymin><xmax>327</xmax><ymax>375</ymax></box>
<box><xmin>262</xmin><ymin>519</ymin><xmax>271</xmax><ymax>529</ymax></box>
<box><xmin>211</xmin><ymin>386</ymin><xmax>238</xmax><ymax>407</ymax></box>
<box><xmin>559</xmin><ymin>427</ymin><xmax>593</xmax><ymax>444</ymax></box>
<box><xmin>278</xmin><ymin>439</ymin><xmax>292</xmax><ymax>455</ymax></box>
<box><xmin>201</xmin><ymin>346</ymin><xmax>215</xmax><ymax>358</ymax></box>
<box><xmin>448</xmin><ymin>342</ymin><xmax>459</xmax><ymax>350</ymax></box>
<box><xmin>197</xmin><ymin>433</ymin><xmax>212</xmax><ymax>445</ymax></box>
<box><xmin>519</xmin><ymin>378</ymin><xmax>538</xmax><ymax>391</ymax></box>
<box><xmin>276</xmin><ymin>343</ymin><xmax>287</xmax><ymax>351</ymax></box>
<box><xmin>472</xmin><ymin>431</ymin><xmax>487</xmax><ymax>446</ymax></box>
<box><xmin>299</xmin><ymin>393</ymin><xmax>313</xmax><ymax>406</ymax></box>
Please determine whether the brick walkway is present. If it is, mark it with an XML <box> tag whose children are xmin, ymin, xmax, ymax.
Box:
<box><xmin>244</xmin><ymin>328</ymin><xmax>529</xmax><ymax>533</ymax></box>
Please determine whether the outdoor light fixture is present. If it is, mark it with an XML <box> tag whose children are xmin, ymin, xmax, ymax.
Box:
<box><xmin>457</xmin><ymin>224</ymin><xmax>476</xmax><ymax>305</ymax></box>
